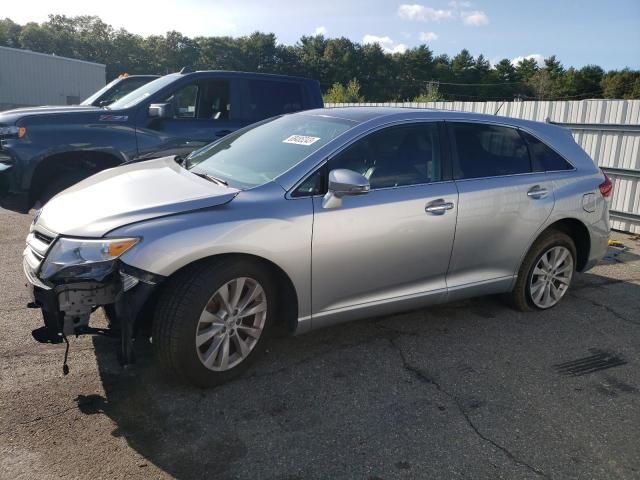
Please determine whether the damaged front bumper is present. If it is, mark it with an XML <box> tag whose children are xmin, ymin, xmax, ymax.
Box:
<box><xmin>24</xmin><ymin>234</ymin><xmax>163</xmax><ymax>365</ymax></box>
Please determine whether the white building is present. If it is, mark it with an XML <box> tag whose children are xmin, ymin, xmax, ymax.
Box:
<box><xmin>0</xmin><ymin>46</ymin><xmax>105</xmax><ymax>111</ymax></box>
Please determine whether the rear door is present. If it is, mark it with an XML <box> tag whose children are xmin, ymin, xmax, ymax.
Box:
<box><xmin>445</xmin><ymin>121</ymin><xmax>555</xmax><ymax>298</ymax></box>
<box><xmin>136</xmin><ymin>77</ymin><xmax>242</xmax><ymax>159</ymax></box>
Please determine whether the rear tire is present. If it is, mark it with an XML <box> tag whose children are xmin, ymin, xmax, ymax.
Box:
<box><xmin>510</xmin><ymin>230</ymin><xmax>576</xmax><ymax>312</ymax></box>
<box><xmin>152</xmin><ymin>259</ymin><xmax>276</xmax><ymax>387</ymax></box>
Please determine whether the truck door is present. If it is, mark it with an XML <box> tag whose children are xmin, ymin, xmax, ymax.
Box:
<box><xmin>135</xmin><ymin>77</ymin><xmax>243</xmax><ymax>159</ymax></box>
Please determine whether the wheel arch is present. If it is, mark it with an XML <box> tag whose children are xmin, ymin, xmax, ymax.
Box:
<box><xmin>139</xmin><ymin>252</ymin><xmax>300</xmax><ymax>335</ymax></box>
<box><xmin>29</xmin><ymin>150</ymin><xmax>124</xmax><ymax>206</ymax></box>
<box><xmin>533</xmin><ymin>218</ymin><xmax>591</xmax><ymax>272</ymax></box>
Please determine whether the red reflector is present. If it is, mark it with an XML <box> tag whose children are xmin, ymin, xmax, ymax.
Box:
<box><xmin>599</xmin><ymin>171</ymin><xmax>613</xmax><ymax>198</ymax></box>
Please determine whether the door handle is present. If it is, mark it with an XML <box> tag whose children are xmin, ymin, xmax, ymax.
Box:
<box><xmin>425</xmin><ymin>200</ymin><xmax>454</xmax><ymax>215</ymax></box>
<box><xmin>527</xmin><ymin>185</ymin><xmax>549</xmax><ymax>199</ymax></box>
<box><xmin>215</xmin><ymin>129</ymin><xmax>233</xmax><ymax>137</ymax></box>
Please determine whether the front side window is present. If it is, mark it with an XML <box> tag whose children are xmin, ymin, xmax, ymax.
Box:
<box><xmin>329</xmin><ymin>123</ymin><xmax>443</xmax><ymax>190</ymax></box>
<box><xmin>187</xmin><ymin>114</ymin><xmax>355</xmax><ymax>189</ymax></box>
<box><xmin>449</xmin><ymin>123</ymin><xmax>531</xmax><ymax>179</ymax></box>
<box><xmin>166</xmin><ymin>84</ymin><xmax>198</xmax><ymax>118</ymax></box>
<box><xmin>520</xmin><ymin>131</ymin><xmax>573</xmax><ymax>171</ymax></box>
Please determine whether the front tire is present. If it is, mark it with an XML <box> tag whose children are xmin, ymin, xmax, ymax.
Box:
<box><xmin>153</xmin><ymin>259</ymin><xmax>276</xmax><ymax>387</ymax></box>
<box><xmin>511</xmin><ymin>230</ymin><xmax>576</xmax><ymax>312</ymax></box>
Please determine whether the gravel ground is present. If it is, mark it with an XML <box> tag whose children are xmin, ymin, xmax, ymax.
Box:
<box><xmin>1</xmin><ymin>207</ymin><xmax>639</xmax><ymax>480</ymax></box>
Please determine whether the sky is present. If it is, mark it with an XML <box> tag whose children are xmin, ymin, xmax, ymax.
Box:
<box><xmin>5</xmin><ymin>0</ymin><xmax>640</xmax><ymax>70</ymax></box>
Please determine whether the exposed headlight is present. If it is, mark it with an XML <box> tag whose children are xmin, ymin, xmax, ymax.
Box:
<box><xmin>40</xmin><ymin>237</ymin><xmax>139</xmax><ymax>280</ymax></box>
<box><xmin>0</xmin><ymin>126</ymin><xmax>26</xmax><ymax>138</ymax></box>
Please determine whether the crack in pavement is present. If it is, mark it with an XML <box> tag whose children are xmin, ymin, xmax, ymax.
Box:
<box><xmin>569</xmin><ymin>292</ymin><xmax>640</xmax><ymax>327</ymax></box>
<box><xmin>17</xmin><ymin>405</ymin><xmax>78</xmax><ymax>426</ymax></box>
<box><xmin>572</xmin><ymin>277</ymin><xmax>640</xmax><ymax>292</ymax></box>
<box><xmin>387</xmin><ymin>337</ymin><xmax>551</xmax><ymax>479</ymax></box>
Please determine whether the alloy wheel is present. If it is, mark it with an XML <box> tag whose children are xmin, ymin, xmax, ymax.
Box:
<box><xmin>529</xmin><ymin>246</ymin><xmax>574</xmax><ymax>309</ymax></box>
<box><xmin>195</xmin><ymin>277</ymin><xmax>267</xmax><ymax>371</ymax></box>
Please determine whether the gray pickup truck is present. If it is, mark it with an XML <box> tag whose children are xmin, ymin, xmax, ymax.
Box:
<box><xmin>0</xmin><ymin>70</ymin><xmax>323</xmax><ymax>212</ymax></box>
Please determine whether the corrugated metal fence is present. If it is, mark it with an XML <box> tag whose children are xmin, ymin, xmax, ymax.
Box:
<box><xmin>326</xmin><ymin>100</ymin><xmax>640</xmax><ymax>234</ymax></box>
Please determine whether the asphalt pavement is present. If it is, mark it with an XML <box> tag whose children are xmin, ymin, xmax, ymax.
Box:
<box><xmin>1</xmin><ymin>207</ymin><xmax>639</xmax><ymax>480</ymax></box>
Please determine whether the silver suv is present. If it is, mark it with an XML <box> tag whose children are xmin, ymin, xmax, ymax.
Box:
<box><xmin>24</xmin><ymin>108</ymin><xmax>611</xmax><ymax>386</ymax></box>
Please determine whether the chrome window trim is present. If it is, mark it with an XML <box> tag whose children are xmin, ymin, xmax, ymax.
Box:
<box><xmin>285</xmin><ymin>118</ymin><xmax>445</xmax><ymax>199</ymax></box>
<box><xmin>452</xmin><ymin>170</ymin><xmax>548</xmax><ymax>183</ymax></box>
<box><xmin>288</xmin><ymin>178</ymin><xmax>458</xmax><ymax>200</ymax></box>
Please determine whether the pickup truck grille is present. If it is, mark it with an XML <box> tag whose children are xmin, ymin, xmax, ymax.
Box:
<box><xmin>23</xmin><ymin>226</ymin><xmax>56</xmax><ymax>289</ymax></box>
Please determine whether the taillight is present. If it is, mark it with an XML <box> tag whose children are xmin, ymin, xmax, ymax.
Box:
<box><xmin>599</xmin><ymin>170</ymin><xmax>613</xmax><ymax>198</ymax></box>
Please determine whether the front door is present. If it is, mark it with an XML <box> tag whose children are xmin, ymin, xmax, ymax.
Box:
<box><xmin>309</xmin><ymin>122</ymin><xmax>459</xmax><ymax>328</ymax></box>
<box><xmin>136</xmin><ymin>78</ymin><xmax>242</xmax><ymax>159</ymax></box>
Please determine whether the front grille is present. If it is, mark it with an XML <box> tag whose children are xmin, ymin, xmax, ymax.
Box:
<box><xmin>33</xmin><ymin>231</ymin><xmax>54</xmax><ymax>245</ymax></box>
<box><xmin>24</xmin><ymin>225</ymin><xmax>57</xmax><ymax>284</ymax></box>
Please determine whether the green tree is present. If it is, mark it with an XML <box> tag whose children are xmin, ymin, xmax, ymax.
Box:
<box><xmin>601</xmin><ymin>69</ymin><xmax>640</xmax><ymax>99</ymax></box>
<box><xmin>528</xmin><ymin>70</ymin><xmax>556</xmax><ymax>99</ymax></box>
<box><xmin>1</xmin><ymin>15</ymin><xmax>637</xmax><ymax>101</ymax></box>
<box><xmin>394</xmin><ymin>45</ymin><xmax>434</xmax><ymax>100</ymax></box>
<box><xmin>413</xmin><ymin>81</ymin><xmax>443</xmax><ymax>102</ymax></box>
<box><xmin>0</xmin><ymin>18</ymin><xmax>22</xmax><ymax>47</ymax></box>
<box><xmin>18</xmin><ymin>22</ymin><xmax>56</xmax><ymax>53</ymax></box>
<box><xmin>452</xmin><ymin>49</ymin><xmax>475</xmax><ymax>74</ymax></box>
<box><xmin>323</xmin><ymin>78</ymin><xmax>364</xmax><ymax>103</ymax></box>
<box><xmin>544</xmin><ymin>55</ymin><xmax>564</xmax><ymax>79</ymax></box>
<box><xmin>515</xmin><ymin>58</ymin><xmax>538</xmax><ymax>82</ymax></box>
<box><xmin>494</xmin><ymin>59</ymin><xmax>517</xmax><ymax>82</ymax></box>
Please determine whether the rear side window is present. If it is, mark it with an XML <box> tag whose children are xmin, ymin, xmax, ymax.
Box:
<box><xmin>520</xmin><ymin>131</ymin><xmax>573</xmax><ymax>171</ymax></box>
<box><xmin>248</xmin><ymin>80</ymin><xmax>304</xmax><ymax>120</ymax></box>
<box><xmin>449</xmin><ymin>123</ymin><xmax>531</xmax><ymax>179</ymax></box>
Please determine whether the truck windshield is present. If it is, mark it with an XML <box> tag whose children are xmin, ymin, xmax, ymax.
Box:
<box><xmin>81</xmin><ymin>78</ymin><xmax>121</xmax><ymax>106</ymax></box>
<box><xmin>109</xmin><ymin>74</ymin><xmax>180</xmax><ymax>110</ymax></box>
<box><xmin>187</xmin><ymin>114</ymin><xmax>356</xmax><ymax>189</ymax></box>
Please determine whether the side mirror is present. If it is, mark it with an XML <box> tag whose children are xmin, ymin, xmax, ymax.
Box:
<box><xmin>148</xmin><ymin>102</ymin><xmax>173</xmax><ymax>119</ymax></box>
<box><xmin>322</xmin><ymin>169</ymin><xmax>370</xmax><ymax>209</ymax></box>
<box><xmin>97</xmin><ymin>99</ymin><xmax>113</xmax><ymax>107</ymax></box>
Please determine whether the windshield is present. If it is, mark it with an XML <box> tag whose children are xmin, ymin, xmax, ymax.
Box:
<box><xmin>109</xmin><ymin>74</ymin><xmax>179</xmax><ymax>110</ymax></box>
<box><xmin>187</xmin><ymin>114</ymin><xmax>356</xmax><ymax>189</ymax></box>
<box><xmin>81</xmin><ymin>78</ymin><xmax>120</xmax><ymax>106</ymax></box>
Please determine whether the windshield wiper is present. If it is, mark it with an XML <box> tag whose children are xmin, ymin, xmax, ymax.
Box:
<box><xmin>191</xmin><ymin>171</ymin><xmax>228</xmax><ymax>186</ymax></box>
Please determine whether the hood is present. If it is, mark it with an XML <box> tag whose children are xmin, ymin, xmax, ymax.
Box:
<box><xmin>37</xmin><ymin>157</ymin><xmax>239</xmax><ymax>237</ymax></box>
<box><xmin>0</xmin><ymin>105</ymin><xmax>103</xmax><ymax>124</ymax></box>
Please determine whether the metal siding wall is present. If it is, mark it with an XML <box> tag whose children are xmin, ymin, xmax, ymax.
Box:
<box><xmin>326</xmin><ymin>100</ymin><xmax>640</xmax><ymax>234</ymax></box>
<box><xmin>0</xmin><ymin>47</ymin><xmax>105</xmax><ymax>108</ymax></box>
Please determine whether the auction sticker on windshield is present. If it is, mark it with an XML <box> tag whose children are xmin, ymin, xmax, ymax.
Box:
<box><xmin>283</xmin><ymin>135</ymin><xmax>320</xmax><ymax>146</ymax></box>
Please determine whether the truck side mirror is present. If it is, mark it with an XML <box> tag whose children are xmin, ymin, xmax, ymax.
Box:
<box><xmin>148</xmin><ymin>103</ymin><xmax>173</xmax><ymax>119</ymax></box>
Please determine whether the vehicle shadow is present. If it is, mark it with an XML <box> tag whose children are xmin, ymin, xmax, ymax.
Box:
<box><xmin>80</xmin><ymin>251</ymin><xmax>640</xmax><ymax>479</ymax></box>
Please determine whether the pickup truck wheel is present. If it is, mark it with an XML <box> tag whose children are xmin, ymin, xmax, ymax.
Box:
<box><xmin>511</xmin><ymin>230</ymin><xmax>576</xmax><ymax>312</ymax></box>
<box><xmin>153</xmin><ymin>259</ymin><xmax>275</xmax><ymax>387</ymax></box>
